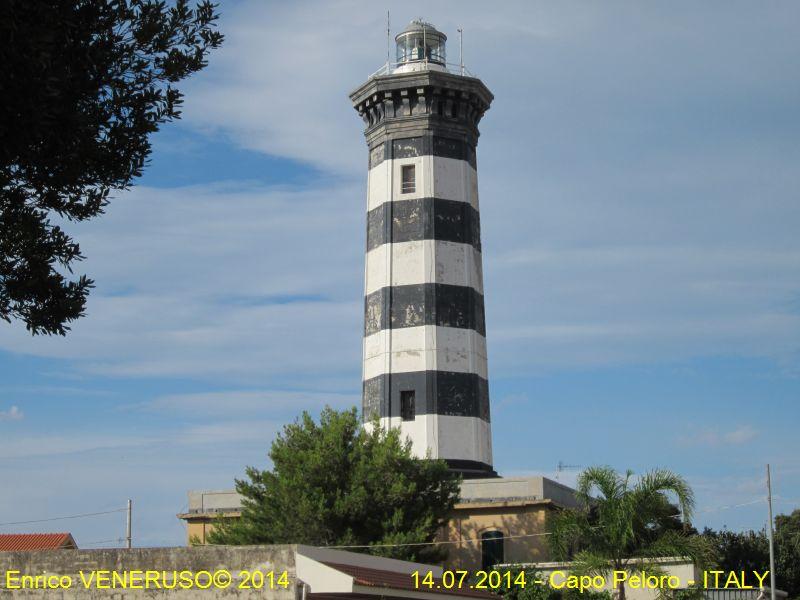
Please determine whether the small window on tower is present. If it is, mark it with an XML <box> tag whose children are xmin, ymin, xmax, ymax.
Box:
<box><xmin>400</xmin><ymin>390</ymin><xmax>415</xmax><ymax>421</ymax></box>
<box><xmin>401</xmin><ymin>164</ymin><xmax>416</xmax><ymax>194</ymax></box>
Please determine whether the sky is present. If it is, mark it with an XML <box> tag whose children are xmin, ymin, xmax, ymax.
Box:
<box><xmin>1</xmin><ymin>1</ymin><xmax>799</xmax><ymax>548</ymax></box>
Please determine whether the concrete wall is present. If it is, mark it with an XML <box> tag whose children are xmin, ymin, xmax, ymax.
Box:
<box><xmin>460</xmin><ymin>477</ymin><xmax>580</xmax><ymax>508</ymax></box>
<box><xmin>187</xmin><ymin>490</ymin><xmax>243</xmax><ymax>513</ymax></box>
<box><xmin>540</xmin><ymin>478</ymin><xmax>582</xmax><ymax>509</ymax></box>
<box><xmin>0</xmin><ymin>545</ymin><xmax>295</xmax><ymax>599</ymax></box>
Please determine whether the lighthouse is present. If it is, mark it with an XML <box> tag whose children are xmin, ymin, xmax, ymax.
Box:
<box><xmin>350</xmin><ymin>19</ymin><xmax>495</xmax><ymax>478</ymax></box>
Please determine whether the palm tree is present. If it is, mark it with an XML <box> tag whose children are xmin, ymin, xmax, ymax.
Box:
<box><xmin>550</xmin><ymin>466</ymin><xmax>713</xmax><ymax>600</ymax></box>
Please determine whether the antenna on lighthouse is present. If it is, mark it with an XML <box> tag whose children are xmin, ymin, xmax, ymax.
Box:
<box><xmin>458</xmin><ymin>28</ymin><xmax>464</xmax><ymax>75</ymax></box>
<box><xmin>386</xmin><ymin>11</ymin><xmax>390</xmax><ymax>68</ymax></box>
<box><xmin>423</xmin><ymin>19</ymin><xmax>427</xmax><ymax>65</ymax></box>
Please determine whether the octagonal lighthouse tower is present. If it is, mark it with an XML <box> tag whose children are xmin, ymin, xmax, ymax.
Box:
<box><xmin>350</xmin><ymin>20</ymin><xmax>496</xmax><ymax>478</ymax></box>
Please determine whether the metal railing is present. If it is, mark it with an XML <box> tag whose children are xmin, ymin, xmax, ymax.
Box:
<box><xmin>368</xmin><ymin>60</ymin><xmax>476</xmax><ymax>80</ymax></box>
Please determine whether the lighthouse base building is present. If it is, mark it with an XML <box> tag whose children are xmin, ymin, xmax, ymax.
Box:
<box><xmin>179</xmin><ymin>476</ymin><xmax>580</xmax><ymax>570</ymax></box>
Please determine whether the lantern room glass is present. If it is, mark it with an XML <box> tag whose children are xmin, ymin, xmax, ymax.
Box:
<box><xmin>395</xmin><ymin>31</ymin><xmax>446</xmax><ymax>65</ymax></box>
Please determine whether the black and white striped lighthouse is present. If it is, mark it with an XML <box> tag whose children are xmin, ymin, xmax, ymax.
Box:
<box><xmin>350</xmin><ymin>19</ymin><xmax>495</xmax><ymax>478</ymax></box>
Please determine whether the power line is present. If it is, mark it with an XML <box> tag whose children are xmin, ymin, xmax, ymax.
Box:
<box><xmin>695</xmin><ymin>498</ymin><xmax>764</xmax><ymax>515</ymax></box>
<box><xmin>199</xmin><ymin>529</ymin><xmax>564</xmax><ymax>549</ymax></box>
<box><xmin>199</xmin><ymin>495</ymin><xmax>782</xmax><ymax>551</ymax></box>
<box><xmin>774</xmin><ymin>496</ymin><xmax>800</xmax><ymax>505</ymax></box>
<box><xmin>0</xmin><ymin>507</ymin><xmax>126</xmax><ymax>527</ymax></box>
<box><xmin>201</xmin><ymin>494</ymin><xmax>776</xmax><ymax>551</ymax></box>
<box><xmin>328</xmin><ymin>496</ymin><xmax>778</xmax><ymax>550</ymax></box>
<box><xmin>327</xmin><ymin>529</ymin><xmax>558</xmax><ymax>550</ymax></box>
<box><xmin>327</xmin><ymin>497</ymin><xmax>772</xmax><ymax>550</ymax></box>
<box><xmin>82</xmin><ymin>537</ymin><xmax>126</xmax><ymax>547</ymax></box>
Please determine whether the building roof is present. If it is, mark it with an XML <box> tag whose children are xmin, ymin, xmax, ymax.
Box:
<box><xmin>457</xmin><ymin>476</ymin><xmax>579</xmax><ymax>509</ymax></box>
<box><xmin>180</xmin><ymin>477</ymin><xmax>579</xmax><ymax>522</ymax></box>
<box><xmin>397</xmin><ymin>19</ymin><xmax>446</xmax><ymax>40</ymax></box>
<box><xmin>323</xmin><ymin>562</ymin><xmax>495</xmax><ymax>599</ymax></box>
<box><xmin>298</xmin><ymin>545</ymin><xmax>497</xmax><ymax>600</ymax></box>
<box><xmin>0</xmin><ymin>533</ymin><xmax>77</xmax><ymax>551</ymax></box>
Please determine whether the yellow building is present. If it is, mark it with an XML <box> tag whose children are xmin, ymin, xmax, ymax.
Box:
<box><xmin>177</xmin><ymin>489</ymin><xmax>242</xmax><ymax>546</ymax></box>
<box><xmin>178</xmin><ymin>476</ymin><xmax>578</xmax><ymax>571</ymax></box>
<box><xmin>438</xmin><ymin>476</ymin><xmax>579</xmax><ymax>570</ymax></box>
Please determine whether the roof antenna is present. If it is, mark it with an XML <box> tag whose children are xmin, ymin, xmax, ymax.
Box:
<box><xmin>386</xmin><ymin>11</ymin><xmax>391</xmax><ymax>68</ymax></box>
<box><xmin>556</xmin><ymin>461</ymin><xmax>581</xmax><ymax>481</ymax></box>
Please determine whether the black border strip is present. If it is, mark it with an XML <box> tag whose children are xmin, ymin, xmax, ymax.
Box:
<box><xmin>446</xmin><ymin>459</ymin><xmax>498</xmax><ymax>478</ymax></box>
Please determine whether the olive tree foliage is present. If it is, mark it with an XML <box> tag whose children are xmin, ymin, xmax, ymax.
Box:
<box><xmin>700</xmin><ymin>527</ymin><xmax>769</xmax><ymax>574</ymax></box>
<box><xmin>701</xmin><ymin>510</ymin><xmax>800</xmax><ymax>599</ymax></box>
<box><xmin>208</xmin><ymin>407</ymin><xmax>462</xmax><ymax>563</ymax></box>
<box><xmin>0</xmin><ymin>0</ymin><xmax>223</xmax><ymax>335</ymax></box>
<box><xmin>775</xmin><ymin>510</ymin><xmax>800</xmax><ymax>599</ymax></box>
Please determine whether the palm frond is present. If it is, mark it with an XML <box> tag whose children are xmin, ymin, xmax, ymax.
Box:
<box><xmin>577</xmin><ymin>466</ymin><xmax>622</xmax><ymax>507</ymax></box>
<box><xmin>550</xmin><ymin>465</ymin><xmax>704</xmax><ymax>574</ymax></box>
<box><xmin>638</xmin><ymin>530</ymin><xmax>715</xmax><ymax>569</ymax></box>
<box><xmin>634</xmin><ymin>468</ymin><xmax>696</xmax><ymax>523</ymax></box>
<box><xmin>571</xmin><ymin>550</ymin><xmax>615</xmax><ymax>577</ymax></box>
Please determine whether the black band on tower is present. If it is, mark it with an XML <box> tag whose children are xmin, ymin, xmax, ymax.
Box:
<box><xmin>364</xmin><ymin>283</ymin><xmax>486</xmax><ymax>336</ymax></box>
<box><xmin>363</xmin><ymin>370</ymin><xmax>490</xmax><ymax>422</ymax></box>
<box><xmin>366</xmin><ymin>197</ymin><xmax>482</xmax><ymax>252</ymax></box>
<box><xmin>369</xmin><ymin>135</ymin><xmax>477</xmax><ymax>169</ymax></box>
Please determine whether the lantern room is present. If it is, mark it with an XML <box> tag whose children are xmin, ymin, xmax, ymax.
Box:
<box><xmin>393</xmin><ymin>19</ymin><xmax>447</xmax><ymax>73</ymax></box>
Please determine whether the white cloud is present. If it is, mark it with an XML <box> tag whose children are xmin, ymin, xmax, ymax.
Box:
<box><xmin>678</xmin><ymin>425</ymin><xmax>759</xmax><ymax>448</ymax></box>
<box><xmin>143</xmin><ymin>390</ymin><xmax>358</xmax><ymax>416</ymax></box>
<box><xmin>2</xmin><ymin>3</ymin><xmax>799</xmax><ymax>381</ymax></box>
<box><xmin>0</xmin><ymin>432</ymin><xmax>150</xmax><ymax>460</ymax></box>
<box><xmin>179</xmin><ymin>1</ymin><xmax>382</xmax><ymax>175</ymax></box>
<box><xmin>0</xmin><ymin>436</ymin><xmax>272</xmax><ymax>546</ymax></box>
<box><xmin>0</xmin><ymin>405</ymin><xmax>23</xmax><ymax>421</ymax></box>
<box><xmin>0</xmin><ymin>181</ymin><xmax>364</xmax><ymax>385</ymax></box>
<box><xmin>0</xmin><ymin>421</ymin><xmax>279</xmax><ymax>461</ymax></box>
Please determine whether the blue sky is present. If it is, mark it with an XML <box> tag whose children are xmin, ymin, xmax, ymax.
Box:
<box><xmin>1</xmin><ymin>1</ymin><xmax>799</xmax><ymax>548</ymax></box>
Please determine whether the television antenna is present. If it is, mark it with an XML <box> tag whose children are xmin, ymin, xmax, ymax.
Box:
<box><xmin>556</xmin><ymin>461</ymin><xmax>581</xmax><ymax>481</ymax></box>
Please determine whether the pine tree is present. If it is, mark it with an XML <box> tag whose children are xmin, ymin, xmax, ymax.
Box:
<box><xmin>208</xmin><ymin>407</ymin><xmax>461</xmax><ymax>563</ymax></box>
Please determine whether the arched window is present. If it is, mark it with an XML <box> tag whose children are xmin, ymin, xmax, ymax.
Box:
<box><xmin>480</xmin><ymin>530</ymin><xmax>504</xmax><ymax>570</ymax></box>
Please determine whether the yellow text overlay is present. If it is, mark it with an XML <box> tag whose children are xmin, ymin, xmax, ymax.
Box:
<box><xmin>3</xmin><ymin>569</ymin><xmax>291</xmax><ymax>591</ymax></box>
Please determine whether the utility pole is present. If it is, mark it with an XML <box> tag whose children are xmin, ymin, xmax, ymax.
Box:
<box><xmin>766</xmin><ymin>465</ymin><xmax>776</xmax><ymax>600</ymax></box>
<box><xmin>126</xmin><ymin>499</ymin><xmax>132</xmax><ymax>549</ymax></box>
